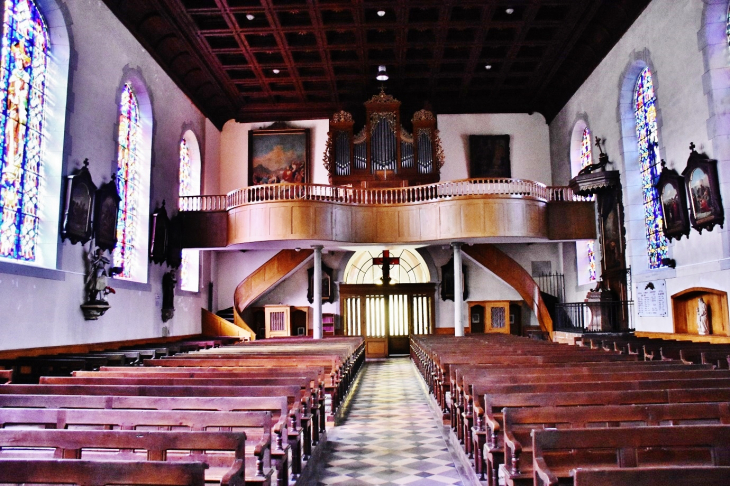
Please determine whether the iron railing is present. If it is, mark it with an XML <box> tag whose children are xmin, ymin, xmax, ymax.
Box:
<box><xmin>536</xmin><ymin>272</ymin><xmax>565</xmax><ymax>303</ymax></box>
<box><xmin>554</xmin><ymin>300</ymin><xmax>634</xmax><ymax>333</ymax></box>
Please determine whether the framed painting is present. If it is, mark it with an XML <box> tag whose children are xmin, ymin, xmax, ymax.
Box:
<box><xmin>468</xmin><ymin>134</ymin><xmax>511</xmax><ymax>178</ymax></box>
<box><xmin>61</xmin><ymin>159</ymin><xmax>96</xmax><ymax>245</ymax></box>
<box><xmin>93</xmin><ymin>179</ymin><xmax>121</xmax><ymax>253</ymax></box>
<box><xmin>248</xmin><ymin>122</ymin><xmax>310</xmax><ymax>185</ymax></box>
<box><xmin>655</xmin><ymin>161</ymin><xmax>690</xmax><ymax>241</ymax></box>
<box><xmin>682</xmin><ymin>146</ymin><xmax>724</xmax><ymax>234</ymax></box>
<box><xmin>308</xmin><ymin>264</ymin><xmax>333</xmax><ymax>304</ymax></box>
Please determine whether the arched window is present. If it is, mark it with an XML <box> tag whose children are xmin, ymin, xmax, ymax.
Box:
<box><xmin>113</xmin><ymin>83</ymin><xmax>142</xmax><ymax>279</ymax></box>
<box><xmin>633</xmin><ymin>67</ymin><xmax>668</xmax><ymax>269</ymax></box>
<box><xmin>726</xmin><ymin>2</ymin><xmax>730</xmax><ymax>47</ymax></box>
<box><xmin>343</xmin><ymin>248</ymin><xmax>430</xmax><ymax>284</ymax></box>
<box><xmin>580</xmin><ymin>127</ymin><xmax>597</xmax><ymax>282</ymax></box>
<box><xmin>178</xmin><ymin>131</ymin><xmax>201</xmax><ymax>292</ymax></box>
<box><xmin>0</xmin><ymin>0</ymin><xmax>49</xmax><ymax>262</ymax></box>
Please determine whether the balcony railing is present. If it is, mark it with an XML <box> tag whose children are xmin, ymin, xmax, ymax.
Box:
<box><xmin>179</xmin><ymin>179</ymin><xmax>592</xmax><ymax>212</ymax></box>
<box><xmin>554</xmin><ymin>300</ymin><xmax>634</xmax><ymax>333</ymax></box>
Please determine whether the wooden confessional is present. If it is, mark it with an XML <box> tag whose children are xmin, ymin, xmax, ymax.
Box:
<box><xmin>323</xmin><ymin>90</ymin><xmax>444</xmax><ymax>188</ymax></box>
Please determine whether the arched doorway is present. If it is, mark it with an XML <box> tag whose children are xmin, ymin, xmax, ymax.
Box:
<box><xmin>340</xmin><ymin>248</ymin><xmax>435</xmax><ymax>357</ymax></box>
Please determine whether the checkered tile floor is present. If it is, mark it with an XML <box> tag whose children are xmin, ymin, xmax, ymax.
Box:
<box><xmin>306</xmin><ymin>358</ymin><xmax>466</xmax><ymax>485</ymax></box>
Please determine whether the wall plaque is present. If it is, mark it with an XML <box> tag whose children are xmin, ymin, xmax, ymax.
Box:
<box><xmin>636</xmin><ymin>280</ymin><xmax>668</xmax><ymax>317</ymax></box>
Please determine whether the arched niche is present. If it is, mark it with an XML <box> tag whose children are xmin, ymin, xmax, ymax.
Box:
<box><xmin>671</xmin><ymin>287</ymin><xmax>729</xmax><ymax>336</ymax></box>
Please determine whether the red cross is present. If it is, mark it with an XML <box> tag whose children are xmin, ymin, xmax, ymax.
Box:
<box><xmin>373</xmin><ymin>250</ymin><xmax>400</xmax><ymax>284</ymax></box>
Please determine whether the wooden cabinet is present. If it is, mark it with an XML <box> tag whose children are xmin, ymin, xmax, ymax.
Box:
<box><xmin>468</xmin><ymin>300</ymin><xmax>516</xmax><ymax>334</ymax></box>
<box><xmin>264</xmin><ymin>305</ymin><xmax>291</xmax><ymax>338</ymax></box>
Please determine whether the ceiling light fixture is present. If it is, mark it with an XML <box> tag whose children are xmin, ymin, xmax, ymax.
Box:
<box><xmin>273</xmin><ymin>69</ymin><xmax>280</xmax><ymax>74</ymax></box>
<box><xmin>377</xmin><ymin>10</ymin><xmax>386</xmax><ymax>17</ymax></box>
<box><xmin>246</xmin><ymin>13</ymin><xmax>255</xmax><ymax>20</ymax></box>
<box><xmin>376</xmin><ymin>65</ymin><xmax>388</xmax><ymax>81</ymax></box>
<box><xmin>505</xmin><ymin>8</ymin><xmax>514</xmax><ymax>15</ymax></box>
<box><xmin>485</xmin><ymin>64</ymin><xmax>492</xmax><ymax>70</ymax></box>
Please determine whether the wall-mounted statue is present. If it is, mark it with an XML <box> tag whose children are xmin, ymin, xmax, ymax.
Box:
<box><xmin>80</xmin><ymin>244</ymin><xmax>120</xmax><ymax>320</ymax></box>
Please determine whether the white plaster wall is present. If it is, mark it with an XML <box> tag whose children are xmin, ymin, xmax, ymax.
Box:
<box><xmin>219</xmin><ymin>119</ymin><xmax>330</xmax><ymax>194</ymax></box>
<box><xmin>0</xmin><ymin>0</ymin><xmax>210</xmax><ymax>351</ymax></box>
<box><xmin>204</xmin><ymin>119</ymin><xmax>222</xmax><ymax>195</ymax></box>
<box><xmin>438</xmin><ymin>113</ymin><xmax>552</xmax><ymax>185</ymax></box>
<box><xmin>549</xmin><ymin>0</ymin><xmax>730</xmax><ymax>332</ymax></box>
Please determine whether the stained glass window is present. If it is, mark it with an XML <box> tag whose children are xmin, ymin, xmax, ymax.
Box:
<box><xmin>178</xmin><ymin>137</ymin><xmax>199</xmax><ymax>291</ymax></box>
<box><xmin>0</xmin><ymin>0</ymin><xmax>48</xmax><ymax>261</ymax></box>
<box><xmin>726</xmin><ymin>3</ymin><xmax>730</xmax><ymax>48</ymax></box>
<box><xmin>580</xmin><ymin>127</ymin><xmax>592</xmax><ymax>169</ymax></box>
<box><xmin>633</xmin><ymin>67</ymin><xmax>668</xmax><ymax>269</ymax></box>
<box><xmin>580</xmin><ymin>127</ymin><xmax>597</xmax><ymax>281</ymax></box>
<box><xmin>113</xmin><ymin>83</ymin><xmax>141</xmax><ymax>279</ymax></box>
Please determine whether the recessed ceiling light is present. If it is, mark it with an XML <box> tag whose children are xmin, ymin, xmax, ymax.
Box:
<box><xmin>485</xmin><ymin>64</ymin><xmax>492</xmax><ymax>70</ymax></box>
<box><xmin>376</xmin><ymin>65</ymin><xmax>389</xmax><ymax>81</ymax></box>
<box><xmin>246</xmin><ymin>13</ymin><xmax>255</xmax><ymax>21</ymax></box>
<box><xmin>377</xmin><ymin>10</ymin><xmax>386</xmax><ymax>17</ymax></box>
<box><xmin>273</xmin><ymin>69</ymin><xmax>280</xmax><ymax>74</ymax></box>
<box><xmin>505</xmin><ymin>8</ymin><xmax>514</xmax><ymax>15</ymax></box>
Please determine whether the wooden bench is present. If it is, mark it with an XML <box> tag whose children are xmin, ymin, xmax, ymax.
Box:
<box><xmin>0</xmin><ymin>408</ymin><xmax>276</xmax><ymax>485</ymax></box>
<box><xmin>0</xmin><ymin>393</ymin><xmax>305</xmax><ymax>479</ymax></box>
<box><xmin>501</xmin><ymin>402</ymin><xmax>730</xmax><ymax>486</ymax></box>
<box><xmin>532</xmin><ymin>425</ymin><xmax>730</xmax><ymax>486</ymax></box>
<box><xmin>572</xmin><ymin>466</ymin><xmax>730</xmax><ymax>486</ymax></box>
<box><xmin>476</xmin><ymin>388</ymin><xmax>730</xmax><ymax>485</ymax></box>
<box><xmin>0</xmin><ymin>458</ymin><xmax>208</xmax><ymax>486</ymax></box>
<box><xmin>0</xmin><ymin>369</ymin><xmax>11</xmax><ymax>383</ymax></box>
<box><xmin>0</xmin><ymin>429</ymin><xmax>248</xmax><ymax>486</ymax></box>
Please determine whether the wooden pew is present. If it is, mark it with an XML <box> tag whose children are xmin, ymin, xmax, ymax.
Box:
<box><xmin>0</xmin><ymin>369</ymin><xmax>11</xmax><ymax>383</ymax></box>
<box><xmin>0</xmin><ymin>429</ymin><xmax>247</xmax><ymax>486</ymax></box>
<box><xmin>0</xmin><ymin>384</ymin><xmax>315</xmax><ymax>470</ymax></box>
<box><xmin>0</xmin><ymin>459</ymin><xmax>208</xmax><ymax>486</ymax></box>
<box><xmin>501</xmin><ymin>402</ymin><xmax>730</xmax><ymax>485</ymax></box>
<box><xmin>0</xmin><ymin>393</ymin><xmax>305</xmax><ymax>479</ymax></box>
<box><xmin>0</xmin><ymin>408</ymin><xmax>275</xmax><ymax>485</ymax></box>
<box><xmin>532</xmin><ymin>425</ymin><xmax>730</xmax><ymax>486</ymax></box>
<box><xmin>571</xmin><ymin>466</ymin><xmax>730</xmax><ymax>486</ymax></box>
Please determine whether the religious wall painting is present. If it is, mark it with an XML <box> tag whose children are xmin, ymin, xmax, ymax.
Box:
<box><xmin>655</xmin><ymin>160</ymin><xmax>690</xmax><ymax>242</ymax></box>
<box><xmin>440</xmin><ymin>257</ymin><xmax>468</xmax><ymax>301</ymax></box>
<box><xmin>682</xmin><ymin>145</ymin><xmax>724</xmax><ymax>234</ymax></box>
<box><xmin>61</xmin><ymin>159</ymin><xmax>96</xmax><ymax>245</ymax></box>
<box><xmin>93</xmin><ymin>179</ymin><xmax>121</xmax><ymax>253</ymax></box>
<box><xmin>149</xmin><ymin>201</ymin><xmax>169</xmax><ymax>266</ymax></box>
<box><xmin>307</xmin><ymin>264</ymin><xmax>333</xmax><ymax>304</ymax></box>
<box><xmin>468</xmin><ymin>135</ymin><xmax>511</xmax><ymax>179</ymax></box>
<box><xmin>249</xmin><ymin>123</ymin><xmax>310</xmax><ymax>185</ymax></box>
<box><xmin>600</xmin><ymin>205</ymin><xmax>624</xmax><ymax>271</ymax></box>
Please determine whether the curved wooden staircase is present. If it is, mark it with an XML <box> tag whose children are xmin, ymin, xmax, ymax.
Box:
<box><xmin>231</xmin><ymin>249</ymin><xmax>314</xmax><ymax>336</ymax></box>
<box><xmin>463</xmin><ymin>244</ymin><xmax>553</xmax><ymax>338</ymax></box>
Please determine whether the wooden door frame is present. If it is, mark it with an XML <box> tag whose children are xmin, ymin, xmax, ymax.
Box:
<box><xmin>340</xmin><ymin>283</ymin><xmax>436</xmax><ymax>358</ymax></box>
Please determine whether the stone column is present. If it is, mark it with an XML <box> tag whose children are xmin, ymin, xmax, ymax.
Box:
<box><xmin>452</xmin><ymin>242</ymin><xmax>464</xmax><ymax>337</ymax></box>
<box><xmin>312</xmin><ymin>245</ymin><xmax>324</xmax><ymax>340</ymax></box>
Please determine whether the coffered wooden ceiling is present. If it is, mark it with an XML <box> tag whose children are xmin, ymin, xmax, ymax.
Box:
<box><xmin>101</xmin><ymin>0</ymin><xmax>651</xmax><ymax>129</ymax></box>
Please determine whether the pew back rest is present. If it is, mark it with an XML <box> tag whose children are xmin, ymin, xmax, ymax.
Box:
<box><xmin>532</xmin><ymin>425</ymin><xmax>730</xmax><ymax>486</ymax></box>
<box><xmin>0</xmin><ymin>458</ymin><xmax>208</xmax><ymax>486</ymax></box>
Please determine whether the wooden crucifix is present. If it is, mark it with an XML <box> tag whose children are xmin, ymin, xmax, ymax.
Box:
<box><xmin>373</xmin><ymin>250</ymin><xmax>400</xmax><ymax>284</ymax></box>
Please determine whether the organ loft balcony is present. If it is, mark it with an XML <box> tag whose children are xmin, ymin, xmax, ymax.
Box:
<box><xmin>177</xmin><ymin>178</ymin><xmax>596</xmax><ymax>250</ymax></box>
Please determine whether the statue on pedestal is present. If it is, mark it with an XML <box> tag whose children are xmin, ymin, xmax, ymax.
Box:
<box><xmin>161</xmin><ymin>269</ymin><xmax>177</xmax><ymax>322</ymax></box>
<box><xmin>697</xmin><ymin>297</ymin><xmax>710</xmax><ymax>335</ymax></box>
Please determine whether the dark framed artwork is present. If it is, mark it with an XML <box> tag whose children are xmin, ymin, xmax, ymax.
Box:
<box><xmin>440</xmin><ymin>257</ymin><xmax>468</xmax><ymax>301</ymax></box>
<box><xmin>682</xmin><ymin>146</ymin><xmax>724</xmax><ymax>234</ymax></box>
<box><xmin>249</xmin><ymin>122</ymin><xmax>310</xmax><ymax>185</ymax></box>
<box><xmin>61</xmin><ymin>159</ymin><xmax>96</xmax><ymax>245</ymax></box>
<box><xmin>308</xmin><ymin>264</ymin><xmax>333</xmax><ymax>304</ymax></box>
<box><xmin>468</xmin><ymin>135</ymin><xmax>511</xmax><ymax>178</ymax></box>
<box><xmin>655</xmin><ymin>161</ymin><xmax>690</xmax><ymax>241</ymax></box>
<box><xmin>93</xmin><ymin>179</ymin><xmax>121</xmax><ymax>252</ymax></box>
<box><xmin>149</xmin><ymin>201</ymin><xmax>169</xmax><ymax>265</ymax></box>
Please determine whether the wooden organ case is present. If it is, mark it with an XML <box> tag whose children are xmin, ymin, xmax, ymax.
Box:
<box><xmin>324</xmin><ymin>90</ymin><xmax>445</xmax><ymax>187</ymax></box>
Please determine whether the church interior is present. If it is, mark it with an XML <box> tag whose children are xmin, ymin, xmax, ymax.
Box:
<box><xmin>1</xmin><ymin>0</ymin><xmax>730</xmax><ymax>484</ymax></box>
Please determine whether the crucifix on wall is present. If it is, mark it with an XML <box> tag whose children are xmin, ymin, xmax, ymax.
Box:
<box><xmin>373</xmin><ymin>250</ymin><xmax>400</xmax><ymax>284</ymax></box>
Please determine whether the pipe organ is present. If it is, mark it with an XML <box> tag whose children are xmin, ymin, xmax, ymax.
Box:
<box><xmin>324</xmin><ymin>90</ymin><xmax>445</xmax><ymax>187</ymax></box>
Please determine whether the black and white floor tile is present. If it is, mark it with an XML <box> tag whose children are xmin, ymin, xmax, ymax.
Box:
<box><xmin>306</xmin><ymin>358</ymin><xmax>468</xmax><ymax>485</ymax></box>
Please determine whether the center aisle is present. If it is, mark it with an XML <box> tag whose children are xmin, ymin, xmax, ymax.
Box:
<box><xmin>306</xmin><ymin>357</ymin><xmax>471</xmax><ymax>485</ymax></box>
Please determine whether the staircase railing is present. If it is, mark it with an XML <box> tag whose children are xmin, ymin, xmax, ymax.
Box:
<box><xmin>554</xmin><ymin>301</ymin><xmax>634</xmax><ymax>333</ymax></box>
